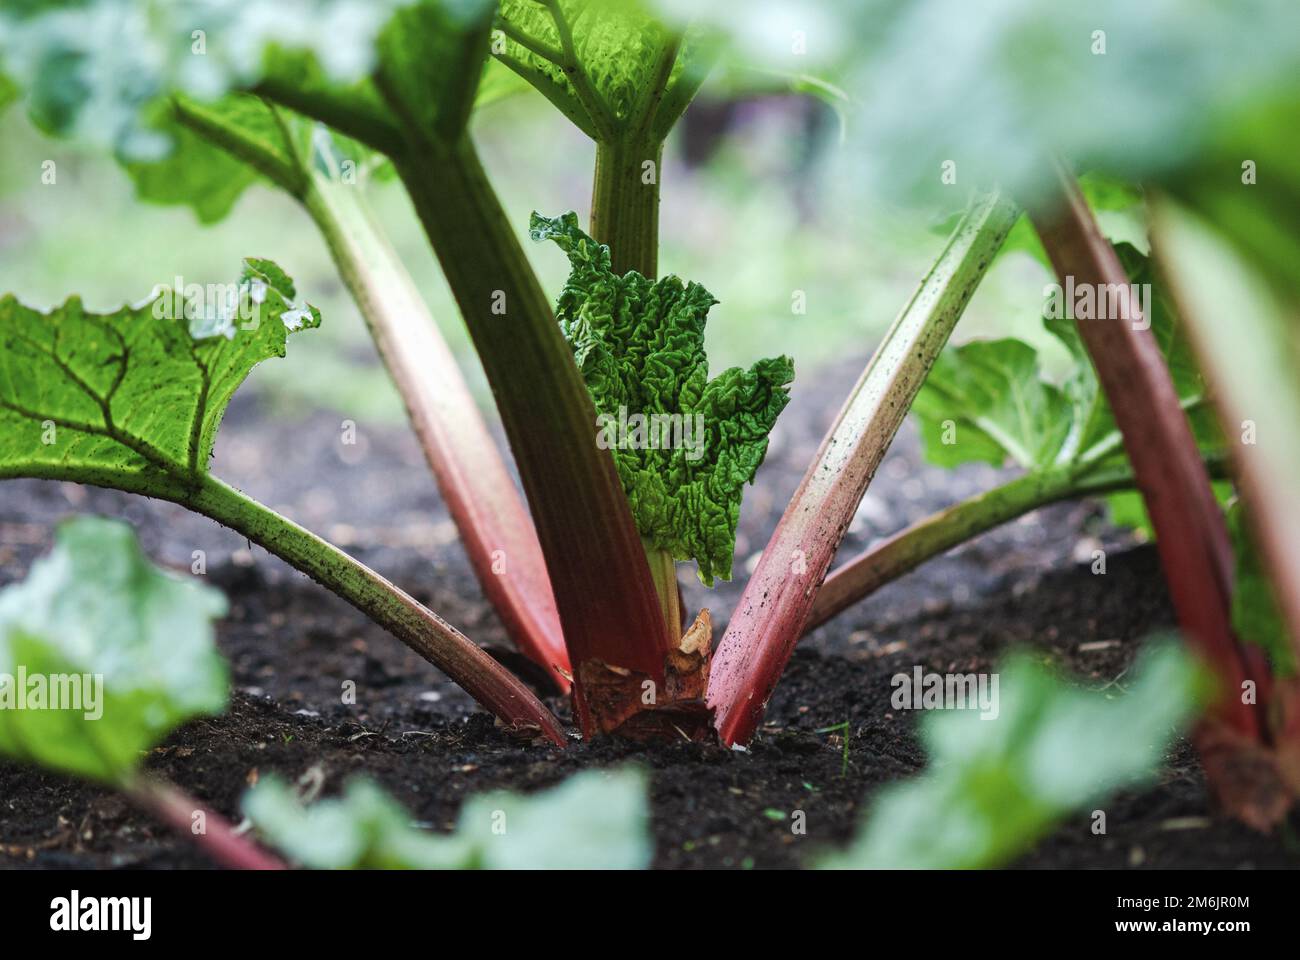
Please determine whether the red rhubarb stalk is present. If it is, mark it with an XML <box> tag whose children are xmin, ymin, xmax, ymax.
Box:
<box><xmin>393</xmin><ymin>137</ymin><xmax>673</xmax><ymax>736</ymax></box>
<box><xmin>304</xmin><ymin>174</ymin><xmax>569</xmax><ymax>686</ymax></box>
<box><xmin>1026</xmin><ymin>165</ymin><xmax>1262</xmax><ymax>741</ymax></box>
<box><xmin>1151</xmin><ymin>199</ymin><xmax>1300</xmax><ymax>661</ymax></box>
<box><xmin>708</xmin><ymin>191</ymin><xmax>1019</xmax><ymax>745</ymax></box>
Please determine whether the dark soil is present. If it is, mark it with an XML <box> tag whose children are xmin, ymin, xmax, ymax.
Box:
<box><xmin>1</xmin><ymin>355</ymin><xmax>1296</xmax><ymax>870</ymax></box>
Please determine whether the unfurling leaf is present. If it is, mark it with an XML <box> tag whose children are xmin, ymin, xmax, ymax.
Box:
<box><xmin>0</xmin><ymin>260</ymin><xmax>320</xmax><ymax>496</ymax></box>
<box><xmin>0</xmin><ymin>517</ymin><xmax>228</xmax><ymax>783</ymax></box>
<box><xmin>819</xmin><ymin>641</ymin><xmax>1204</xmax><ymax>870</ymax></box>
<box><xmin>244</xmin><ymin>767</ymin><xmax>652</xmax><ymax>869</ymax></box>
<box><xmin>531</xmin><ymin>211</ymin><xmax>793</xmax><ymax>585</ymax></box>
<box><xmin>912</xmin><ymin>242</ymin><xmax>1226</xmax><ymax>532</ymax></box>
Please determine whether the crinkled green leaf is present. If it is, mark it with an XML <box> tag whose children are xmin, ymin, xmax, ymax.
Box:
<box><xmin>245</xmin><ymin>767</ymin><xmax>652</xmax><ymax>869</ymax></box>
<box><xmin>0</xmin><ymin>260</ymin><xmax>320</xmax><ymax>494</ymax></box>
<box><xmin>1227</xmin><ymin>502</ymin><xmax>1295</xmax><ymax>677</ymax></box>
<box><xmin>913</xmin><ymin>244</ymin><xmax>1220</xmax><ymax>483</ymax></box>
<box><xmin>531</xmin><ymin>211</ymin><xmax>793</xmax><ymax>585</ymax></box>
<box><xmin>818</xmin><ymin>641</ymin><xmax>1204</xmax><ymax>870</ymax></box>
<box><xmin>0</xmin><ymin>0</ymin><xmax>413</xmax><ymax>159</ymax></box>
<box><xmin>0</xmin><ymin>516</ymin><xmax>228</xmax><ymax>783</ymax></box>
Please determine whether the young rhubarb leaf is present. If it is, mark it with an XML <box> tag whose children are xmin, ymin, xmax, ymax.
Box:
<box><xmin>531</xmin><ymin>211</ymin><xmax>794</xmax><ymax>585</ymax></box>
<box><xmin>818</xmin><ymin>641</ymin><xmax>1204</xmax><ymax>870</ymax></box>
<box><xmin>244</xmin><ymin>767</ymin><xmax>652</xmax><ymax>869</ymax></box>
<box><xmin>0</xmin><ymin>517</ymin><xmax>228</xmax><ymax>784</ymax></box>
<box><xmin>0</xmin><ymin>260</ymin><xmax>320</xmax><ymax>494</ymax></box>
<box><xmin>912</xmin><ymin>243</ymin><xmax>1226</xmax><ymax>533</ymax></box>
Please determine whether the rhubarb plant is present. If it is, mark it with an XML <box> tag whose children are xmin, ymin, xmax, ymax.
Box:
<box><xmin>1</xmin><ymin>0</ymin><xmax>1296</xmax><ymax>847</ymax></box>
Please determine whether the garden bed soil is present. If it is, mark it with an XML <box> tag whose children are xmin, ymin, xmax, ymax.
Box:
<box><xmin>1</xmin><ymin>355</ymin><xmax>1296</xmax><ymax>869</ymax></box>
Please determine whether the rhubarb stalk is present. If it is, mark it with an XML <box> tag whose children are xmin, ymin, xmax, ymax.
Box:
<box><xmin>186</xmin><ymin>476</ymin><xmax>567</xmax><ymax>746</ymax></box>
<box><xmin>1028</xmin><ymin>166</ymin><xmax>1297</xmax><ymax>828</ymax></box>
<box><xmin>303</xmin><ymin>171</ymin><xmax>569</xmax><ymax>686</ymax></box>
<box><xmin>1026</xmin><ymin>165</ymin><xmax>1261</xmax><ymax>739</ymax></box>
<box><xmin>708</xmin><ymin>191</ymin><xmax>1019</xmax><ymax>745</ymax></box>
<box><xmin>807</xmin><ymin>455</ymin><xmax>1230</xmax><ymax>633</ymax></box>
<box><xmin>393</xmin><ymin>136</ymin><xmax>672</xmax><ymax>735</ymax></box>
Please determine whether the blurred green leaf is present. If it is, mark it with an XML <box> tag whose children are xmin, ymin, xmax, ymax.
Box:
<box><xmin>0</xmin><ymin>0</ymin><xmax>414</xmax><ymax>158</ymax></box>
<box><xmin>0</xmin><ymin>517</ymin><xmax>228</xmax><ymax>783</ymax></box>
<box><xmin>818</xmin><ymin>641</ymin><xmax>1204</xmax><ymax>869</ymax></box>
<box><xmin>245</xmin><ymin>767</ymin><xmax>653</xmax><ymax>869</ymax></box>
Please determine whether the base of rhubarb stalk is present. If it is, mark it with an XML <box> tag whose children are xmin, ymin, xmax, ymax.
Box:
<box><xmin>1195</xmin><ymin>719</ymin><xmax>1297</xmax><ymax>831</ymax></box>
<box><xmin>576</xmin><ymin>610</ymin><xmax>715</xmax><ymax>742</ymax></box>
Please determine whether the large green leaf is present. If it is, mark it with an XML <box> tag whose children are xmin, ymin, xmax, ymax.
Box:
<box><xmin>244</xmin><ymin>767</ymin><xmax>653</xmax><ymax>869</ymax></box>
<box><xmin>0</xmin><ymin>260</ymin><xmax>320</xmax><ymax>495</ymax></box>
<box><xmin>0</xmin><ymin>0</ymin><xmax>413</xmax><ymax>158</ymax></box>
<box><xmin>0</xmin><ymin>517</ymin><xmax>228</xmax><ymax>783</ymax></box>
<box><xmin>819</xmin><ymin>641</ymin><xmax>1203</xmax><ymax>869</ymax></box>
<box><xmin>532</xmin><ymin>212</ymin><xmax>793</xmax><ymax>585</ymax></box>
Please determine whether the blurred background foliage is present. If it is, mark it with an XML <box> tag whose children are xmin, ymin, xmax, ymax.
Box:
<box><xmin>0</xmin><ymin>44</ymin><xmax>1048</xmax><ymax>423</ymax></box>
<box><xmin>2</xmin><ymin>0</ymin><xmax>1295</xmax><ymax>424</ymax></box>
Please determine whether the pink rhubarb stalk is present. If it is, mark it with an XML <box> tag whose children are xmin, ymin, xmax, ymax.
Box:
<box><xmin>305</xmin><ymin>176</ymin><xmax>569</xmax><ymax>687</ymax></box>
<box><xmin>708</xmin><ymin>191</ymin><xmax>1019</xmax><ymax>745</ymax></box>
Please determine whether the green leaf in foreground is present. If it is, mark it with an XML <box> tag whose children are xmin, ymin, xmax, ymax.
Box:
<box><xmin>531</xmin><ymin>211</ymin><xmax>794</xmax><ymax>585</ymax></box>
<box><xmin>244</xmin><ymin>767</ymin><xmax>652</xmax><ymax>869</ymax></box>
<box><xmin>818</xmin><ymin>642</ymin><xmax>1204</xmax><ymax>870</ymax></box>
<box><xmin>0</xmin><ymin>260</ymin><xmax>319</xmax><ymax>495</ymax></box>
<box><xmin>0</xmin><ymin>517</ymin><xmax>228</xmax><ymax>783</ymax></box>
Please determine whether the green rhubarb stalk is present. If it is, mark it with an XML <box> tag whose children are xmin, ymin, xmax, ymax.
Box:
<box><xmin>392</xmin><ymin>136</ymin><xmax>673</xmax><ymax>733</ymax></box>
<box><xmin>591</xmin><ymin>136</ymin><xmax>665</xmax><ymax>277</ymax></box>
<box><xmin>708</xmin><ymin>190</ymin><xmax>1020</xmax><ymax>746</ymax></box>
<box><xmin>807</xmin><ymin>455</ymin><xmax>1229</xmax><ymax>633</ymax></box>
<box><xmin>185</xmin><ymin>476</ymin><xmax>566</xmax><ymax>745</ymax></box>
